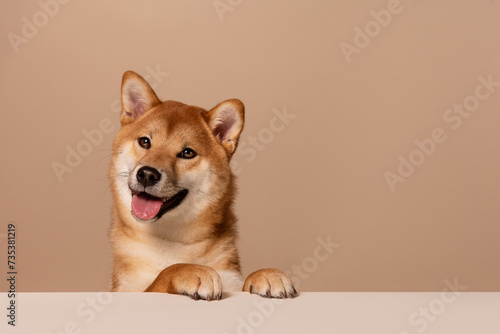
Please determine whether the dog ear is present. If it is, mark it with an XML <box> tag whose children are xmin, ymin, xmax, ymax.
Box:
<box><xmin>120</xmin><ymin>71</ymin><xmax>161</xmax><ymax>125</ymax></box>
<box><xmin>203</xmin><ymin>99</ymin><xmax>245</xmax><ymax>155</ymax></box>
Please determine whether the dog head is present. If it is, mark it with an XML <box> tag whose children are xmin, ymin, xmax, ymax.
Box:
<box><xmin>110</xmin><ymin>71</ymin><xmax>244</xmax><ymax>225</ymax></box>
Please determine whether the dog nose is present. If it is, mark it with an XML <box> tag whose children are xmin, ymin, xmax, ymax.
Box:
<box><xmin>136</xmin><ymin>166</ymin><xmax>161</xmax><ymax>187</ymax></box>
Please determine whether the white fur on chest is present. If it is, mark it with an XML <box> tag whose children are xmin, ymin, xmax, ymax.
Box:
<box><xmin>112</xmin><ymin>234</ymin><xmax>183</xmax><ymax>292</ymax></box>
<box><xmin>114</xmin><ymin>233</ymin><xmax>242</xmax><ymax>292</ymax></box>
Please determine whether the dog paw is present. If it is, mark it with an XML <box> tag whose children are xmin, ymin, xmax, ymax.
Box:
<box><xmin>146</xmin><ymin>263</ymin><xmax>222</xmax><ymax>301</ymax></box>
<box><xmin>242</xmin><ymin>268</ymin><xmax>297</xmax><ymax>298</ymax></box>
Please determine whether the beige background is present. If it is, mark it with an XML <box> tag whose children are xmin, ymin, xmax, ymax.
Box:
<box><xmin>0</xmin><ymin>0</ymin><xmax>499</xmax><ymax>292</ymax></box>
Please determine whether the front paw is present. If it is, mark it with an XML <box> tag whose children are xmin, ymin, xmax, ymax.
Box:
<box><xmin>242</xmin><ymin>268</ymin><xmax>297</xmax><ymax>298</ymax></box>
<box><xmin>146</xmin><ymin>263</ymin><xmax>222</xmax><ymax>301</ymax></box>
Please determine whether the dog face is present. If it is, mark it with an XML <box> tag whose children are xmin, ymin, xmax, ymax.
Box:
<box><xmin>110</xmin><ymin>71</ymin><xmax>244</xmax><ymax>225</ymax></box>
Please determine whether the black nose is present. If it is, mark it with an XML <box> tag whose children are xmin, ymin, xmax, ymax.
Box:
<box><xmin>136</xmin><ymin>166</ymin><xmax>161</xmax><ymax>187</ymax></box>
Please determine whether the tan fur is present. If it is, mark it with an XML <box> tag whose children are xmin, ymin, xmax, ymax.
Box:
<box><xmin>109</xmin><ymin>71</ymin><xmax>296</xmax><ymax>300</ymax></box>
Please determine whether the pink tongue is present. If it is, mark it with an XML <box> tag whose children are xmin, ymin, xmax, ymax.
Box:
<box><xmin>131</xmin><ymin>193</ymin><xmax>163</xmax><ymax>220</ymax></box>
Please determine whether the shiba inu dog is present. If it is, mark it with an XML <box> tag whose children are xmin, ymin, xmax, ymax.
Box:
<box><xmin>108</xmin><ymin>71</ymin><xmax>296</xmax><ymax>300</ymax></box>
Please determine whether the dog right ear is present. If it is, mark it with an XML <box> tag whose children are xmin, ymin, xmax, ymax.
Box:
<box><xmin>120</xmin><ymin>71</ymin><xmax>161</xmax><ymax>125</ymax></box>
<box><xmin>203</xmin><ymin>99</ymin><xmax>245</xmax><ymax>156</ymax></box>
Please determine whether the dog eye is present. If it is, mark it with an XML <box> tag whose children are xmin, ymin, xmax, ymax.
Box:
<box><xmin>178</xmin><ymin>148</ymin><xmax>197</xmax><ymax>159</ymax></box>
<box><xmin>138</xmin><ymin>137</ymin><xmax>151</xmax><ymax>149</ymax></box>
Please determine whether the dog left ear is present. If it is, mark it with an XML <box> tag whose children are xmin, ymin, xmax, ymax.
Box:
<box><xmin>203</xmin><ymin>99</ymin><xmax>245</xmax><ymax>155</ymax></box>
<box><xmin>120</xmin><ymin>71</ymin><xmax>161</xmax><ymax>126</ymax></box>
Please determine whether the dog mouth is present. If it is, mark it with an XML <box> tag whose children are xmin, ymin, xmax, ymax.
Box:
<box><xmin>130</xmin><ymin>189</ymin><xmax>188</xmax><ymax>221</ymax></box>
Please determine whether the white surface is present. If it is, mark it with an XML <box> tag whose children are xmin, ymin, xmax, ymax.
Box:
<box><xmin>1</xmin><ymin>292</ymin><xmax>499</xmax><ymax>333</ymax></box>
